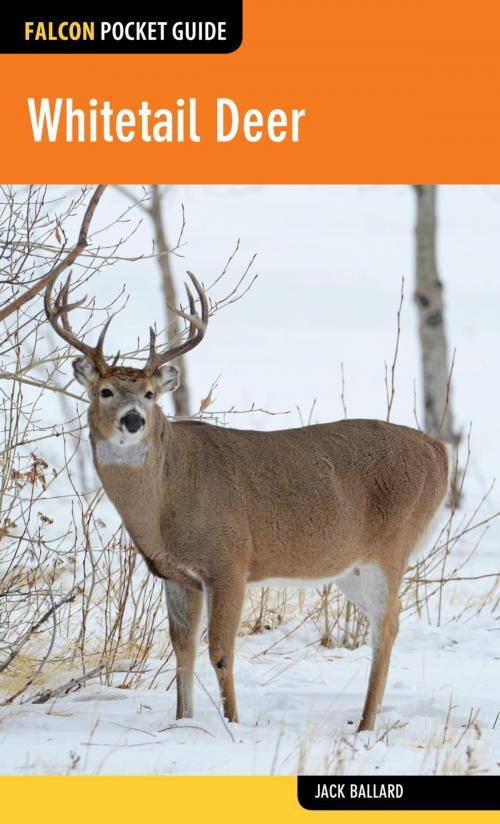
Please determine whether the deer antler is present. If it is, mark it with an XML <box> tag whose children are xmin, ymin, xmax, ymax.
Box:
<box><xmin>144</xmin><ymin>271</ymin><xmax>208</xmax><ymax>374</ymax></box>
<box><xmin>44</xmin><ymin>271</ymin><xmax>114</xmax><ymax>375</ymax></box>
<box><xmin>46</xmin><ymin>269</ymin><xmax>206</xmax><ymax>376</ymax></box>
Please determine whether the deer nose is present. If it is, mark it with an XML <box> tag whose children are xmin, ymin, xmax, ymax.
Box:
<box><xmin>120</xmin><ymin>411</ymin><xmax>145</xmax><ymax>433</ymax></box>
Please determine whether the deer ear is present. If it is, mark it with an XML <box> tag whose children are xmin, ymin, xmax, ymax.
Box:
<box><xmin>73</xmin><ymin>357</ymin><xmax>100</xmax><ymax>392</ymax></box>
<box><xmin>155</xmin><ymin>364</ymin><xmax>180</xmax><ymax>395</ymax></box>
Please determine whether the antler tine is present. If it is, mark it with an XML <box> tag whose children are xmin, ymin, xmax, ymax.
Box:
<box><xmin>147</xmin><ymin>325</ymin><xmax>157</xmax><ymax>363</ymax></box>
<box><xmin>57</xmin><ymin>277</ymin><xmax>88</xmax><ymax>333</ymax></box>
<box><xmin>44</xmin><ymin>271</ymin><xmax>113</xmax><ymax>375</ymax></box>
<box><xmin>94</xmin><ymin>315</ymin><xmax>115</xmax><ymax>368</ymax></box>
<box><xmin>174</xmin><ymin>282</ymin><xmax>205</xmax><ymax>334</ymax></box>
<box><xmin>187</xmin><ymin>271</ymin><xmax>208</xmax><ymax>325</ymax></box>
<box><xmin>144</xmin><ymin>272</ymin><xmax>208</xmax><ymax>374</ymax></box>
<box><xmin>184</xmin><ymin>284</ymin><xmax>198</xmax><ymax>337</ymax></box>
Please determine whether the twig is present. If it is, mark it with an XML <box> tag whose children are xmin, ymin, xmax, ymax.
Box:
<box><xmin>340</xmin><ymin>362</ymin><xmax>347</xmax><ymax>418</ymax></box>
<box><xmin>413</xmin><ymin>572</ymin><xmax>499</xmax><ymax>584</ymax></box>
<box><xmin>31</xmin><ymin>664</ymin><xmax>104</xmax><ymax>704</ymax></box>
<box><xmin>385</xmin><ymin>276</ymin><xmax>404</xmax><ymax>422</ymax></box>
<box><xmin>438</xmin><ymin>347</ymin><xmax>457</xmax><ymax>435</ymax></box>
<box><xmin>193</xmin><ymin>672</ymin><xmax>235</xmax><ymax>741</ymax></box>
<box><xmin>158</xmin><ymin>723</ymin><xmax>214</xmax><ymax>737</ymax></box>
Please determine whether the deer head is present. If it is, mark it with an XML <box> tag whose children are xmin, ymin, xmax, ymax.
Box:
<box><xmin>44</xmin><ymin>271</ymin><xmax>208</xmax><ymax>445</ymax></box>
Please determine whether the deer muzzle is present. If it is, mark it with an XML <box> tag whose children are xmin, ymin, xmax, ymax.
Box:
<box><xmin>120</xmin><ymin>410</ymin><xmax>145</xmax><ymax>434</ymax></box>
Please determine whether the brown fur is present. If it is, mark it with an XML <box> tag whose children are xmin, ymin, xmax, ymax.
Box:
<box><xmin>80</xmin><ymin>363</ymin><xmax>449</xmax><ymax>731</ymax></box>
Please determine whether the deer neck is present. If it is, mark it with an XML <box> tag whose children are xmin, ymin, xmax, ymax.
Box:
<box><xmin>91</xmin><ymin>410</ymin><xmax>193</xmax><ymax>581</ymax></box>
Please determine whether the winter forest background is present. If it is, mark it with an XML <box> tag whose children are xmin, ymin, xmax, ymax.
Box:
<box><xmin>0</xmin><ymin>184</ymin><xmax>498</xmax><ymax>774</ymax></box>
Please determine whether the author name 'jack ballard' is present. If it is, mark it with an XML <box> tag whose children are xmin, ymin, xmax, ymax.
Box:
<box><xmin>314</xmin><ymin>783</ymin><xmax>404</xmax><ymax>799</ymax></box>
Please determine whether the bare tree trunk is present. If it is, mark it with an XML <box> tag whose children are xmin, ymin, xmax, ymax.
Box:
<box><xmin>149</xmin><ymin>185</ymin><xmax>190</xmax><ymax>417</ymax></box>
<box><xmin>413</xmin><ymin>185</ymin><xmax>457</xmax><ymax>445</ymax></box>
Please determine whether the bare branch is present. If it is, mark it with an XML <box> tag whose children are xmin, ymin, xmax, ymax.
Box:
<box><xmin>0</xmin><ymin>185</ymin><xmax>107</xmax><ymax>322</ymax></box>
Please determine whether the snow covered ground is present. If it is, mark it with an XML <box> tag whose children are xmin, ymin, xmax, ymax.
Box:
<box><xmin>0</xmin><ymin>614</ymin><xmax>498</xmax><ymax>775</ymax></box>
<box><xmin>0</xmin><ymin>185</ymin><xmax>498</xmax><ymax>774</ymax></box>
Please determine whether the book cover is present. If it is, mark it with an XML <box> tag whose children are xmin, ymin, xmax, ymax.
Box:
<box><xmin>0</xmin><ymin>3</ymin><xmax>498</xmax><ymax>821</ymax></box>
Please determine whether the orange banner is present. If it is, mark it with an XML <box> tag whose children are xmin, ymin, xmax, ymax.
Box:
<box><xmin>2</xmin><ymin>1</ymin><xmax>500</xmax><ymax>182</ymax></box>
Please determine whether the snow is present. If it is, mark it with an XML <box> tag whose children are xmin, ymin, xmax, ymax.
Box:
<box><xmin>0</xmin><ymin>603</ymin><xmax>497</xmax><ymax>775</ymax></box>
<box><xmin>0</xmin><ymin>184</ymin><xmax>499</xmax><ymax>775</ymax></box>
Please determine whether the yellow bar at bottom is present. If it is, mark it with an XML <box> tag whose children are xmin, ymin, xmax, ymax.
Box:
<box><xmin>1</xmin><ymin>776</ymin><xmax>497</xmax><ymax>823</ymax></box>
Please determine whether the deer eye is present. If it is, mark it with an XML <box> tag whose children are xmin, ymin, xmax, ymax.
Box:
<box><xmin>144</xmin><ymin>391</ymin><xmax>154</xmax><ymax>400</ymax></box>
<box><xmin>100</xmin><ymin>388</ymin><xmax>114</xmax><ymax>398</ymax></box>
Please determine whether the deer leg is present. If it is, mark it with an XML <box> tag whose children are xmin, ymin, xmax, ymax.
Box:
<box><xmin>164</xmin><ymin>580</ymin><xmax>204</xmax><ymax>719</ymax></box>
<box><xmin>357</xmin><ymin>562</ymin><xmax>401</xmax><ymax>732</ymax></box>
<box><xmin>206</xmin><ymin>573</ymin><xmax>246</xmax><ymax>723</ymax></box>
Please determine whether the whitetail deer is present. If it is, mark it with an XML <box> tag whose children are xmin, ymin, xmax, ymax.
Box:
<box><xmin>45</xmin><ymin>271</ymin><xmax>450</xmax><ymax>731</ymax></box>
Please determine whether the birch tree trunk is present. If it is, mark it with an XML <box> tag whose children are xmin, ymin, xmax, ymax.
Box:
<box><xmin>149</xmin><ymin>185</ymin><xmax>190</xmax><ymax>417</ymax></box>
<box><xmin>413</xmin><ymin>185</ymin><xmax>457</xmax><ymax>446</ymax></box>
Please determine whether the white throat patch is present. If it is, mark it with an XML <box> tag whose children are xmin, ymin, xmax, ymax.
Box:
<box><xmin>96</xmin><ymin>439</ymin><xmax>149</xmax><ymax>467</ymax></box>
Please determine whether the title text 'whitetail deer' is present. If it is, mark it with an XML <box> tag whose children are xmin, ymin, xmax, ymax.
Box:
<box><xmin>45</xmin><ymin>271</ymin><xmax>450</xmax><ymax>731</ymax></box>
